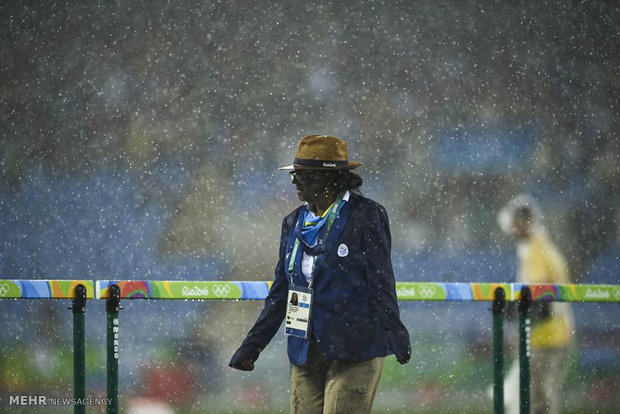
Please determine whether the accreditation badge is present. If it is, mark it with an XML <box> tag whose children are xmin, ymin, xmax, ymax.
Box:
<box><xmin>284</xmin><ymin>286</ymin><xmax>313</xmax><ymax>339</ymax></box>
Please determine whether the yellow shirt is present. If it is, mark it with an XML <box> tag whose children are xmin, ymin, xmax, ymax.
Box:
<box><xmin>517</xmin><ymin>231</ymin><xmax>574</xmax><ymax>348</ymax></box>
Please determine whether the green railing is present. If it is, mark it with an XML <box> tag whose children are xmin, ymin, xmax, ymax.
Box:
<box><xmin>1</xmin><ymin>279</ymin><xmax>619</xmax><ymax>414</ymax></box>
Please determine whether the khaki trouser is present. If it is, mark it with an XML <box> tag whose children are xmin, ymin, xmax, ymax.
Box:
<box><xmin>290</xmin><ymin>340</ymin><xmax>386</xmax><ymax>414</ymax></box>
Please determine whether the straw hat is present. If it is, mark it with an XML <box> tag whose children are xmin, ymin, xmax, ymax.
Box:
<box><xmin>279</xmin><ymin>135</ymin><xmax>362</xmax><ymax>171</ymax></box>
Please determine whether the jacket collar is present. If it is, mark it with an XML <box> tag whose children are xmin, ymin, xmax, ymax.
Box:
<box><xmin>287</xmin><ymin>192</ymin><xmax>357</xmax><ymax>286</ymax></box>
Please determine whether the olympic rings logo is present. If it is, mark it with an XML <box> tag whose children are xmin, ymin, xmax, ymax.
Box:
<box><xmin>212</xmin><ymin>283</ymin><xmax>232</xmax><ymax>297</ymax></box>
<box><xmin>0</xmin><ymin>283</ymin><xmax>9</xmax><ymax>297</ymax></box>
<box><xmin>418</xmin><ymin>284</ymin><xmax>437</xmax><ymax>299</ymax></box>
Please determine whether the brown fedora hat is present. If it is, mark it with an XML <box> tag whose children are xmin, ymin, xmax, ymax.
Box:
<box><xmin>279</xmin><ymin>135</ymin><xmax>362</xmax><ymax>171</ymax></box>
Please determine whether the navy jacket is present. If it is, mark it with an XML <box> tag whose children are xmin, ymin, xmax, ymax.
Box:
<box><xmin>230</xmin><ymin>192</ymin><xmax>410</xmax><ymax>366</ymax></box>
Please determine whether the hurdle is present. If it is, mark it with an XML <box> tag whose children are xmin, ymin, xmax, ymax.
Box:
<box><xmin>0</xmin><ymin>280</ymin><xmax>95</xmax><ymax>414</ymax></box>
<box><xmin>1</xmin><ymin>279</ymin><xmax>619</xmax><ymax>414</ymax></box>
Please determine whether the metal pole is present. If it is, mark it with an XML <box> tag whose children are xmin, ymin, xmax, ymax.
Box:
<box><xmin>518</xmin><ymin>286</ymin><xmax>531</xmax><ymax>414</ymax></box>
<box><xmin>106</xmin><ymin>284</ymin><xmax>121</xmax><ymax>414</ymax></box>
<box><xmin>71</xmin><ymin>284</ymin><xmax>87</xmax><ymax>414</ymax></box>
<box><xmin>492</xmin><ymin>287</ymin><xmax>506</xmax><ymax>414</ymax></box>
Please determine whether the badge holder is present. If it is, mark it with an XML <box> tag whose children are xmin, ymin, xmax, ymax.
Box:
<box><xmin>284</xmin><ymin>285</ymin><xmax>313</xmax><ymax>339</ymax></box>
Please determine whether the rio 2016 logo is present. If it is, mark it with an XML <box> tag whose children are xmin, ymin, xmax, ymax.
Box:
<box><xmin>181</xmin><ymin>286</ymin><xmax>209</xmax><ymax>297</ymax></box>
<box><xmin>396</xmin><ymin>286</ymin><xmax>416</xmax><ymax>298</ymax></box>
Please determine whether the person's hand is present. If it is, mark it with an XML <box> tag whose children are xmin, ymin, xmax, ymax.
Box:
<box><xmin>396</xmin><ymin>354</ymin><xmax>410</xmax><ymax>365</ymax></box>
<box><xmin>230</xmin><ymin>358</ymin><xmax>255</xmax><ymax>371</ymax></box>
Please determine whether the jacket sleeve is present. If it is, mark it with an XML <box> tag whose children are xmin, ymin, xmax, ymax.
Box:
<box><xmin>363</xmin><ymin>204</ymin><xmax>411</xmax><ymax>359</ymax></box>
<box><xmin>229</xmin><ymin>215</ymin><xmax>292</xmax><ymax>367</ymax></box>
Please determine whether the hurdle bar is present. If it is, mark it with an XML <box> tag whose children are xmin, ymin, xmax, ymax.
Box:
<box><xmin>91</xmin><ymin>280</ymin><xmax>620</xmax><ymax>303</ymax></box>
<box><xmin>2</xmin><ymin>279</ymin><xmax>618</xmax><ymax>302</ymax></box>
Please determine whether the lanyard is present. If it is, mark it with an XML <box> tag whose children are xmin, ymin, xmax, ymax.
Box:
<box><xmin>287</xmin><ymin>192</ymin><xmax>345</xmax><ymax>288</ymax></box>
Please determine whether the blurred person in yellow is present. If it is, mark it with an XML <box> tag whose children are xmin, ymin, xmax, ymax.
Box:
<box><xmin>497</xmin><ymin>195</ymin><xmax>575</xmax><ymax>414</ymax></box>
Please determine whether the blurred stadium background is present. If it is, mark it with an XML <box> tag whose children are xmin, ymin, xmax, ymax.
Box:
<box><xmin>1</xmin><ymin>1</ymin><xmax>618</xmax><ymax>413</ymax></box>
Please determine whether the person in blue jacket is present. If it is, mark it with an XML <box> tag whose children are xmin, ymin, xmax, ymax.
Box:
<box><xmin>229</xmin><ymin>135</ymin><xmax>411</xmax><ymax>414</ymax></box>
